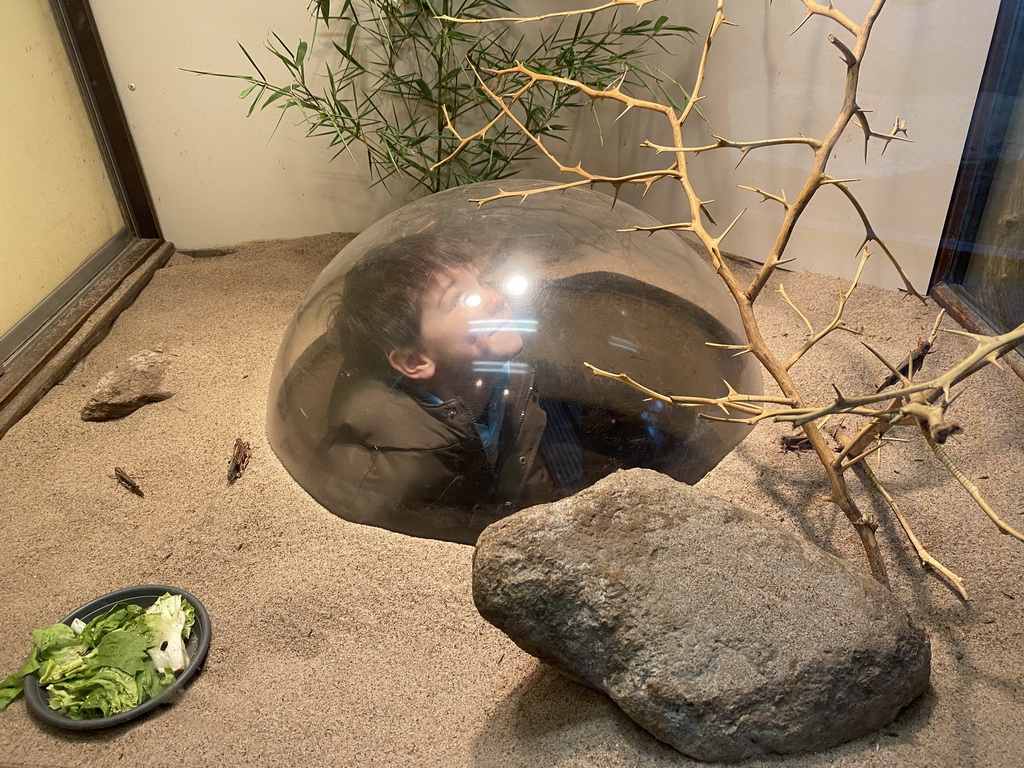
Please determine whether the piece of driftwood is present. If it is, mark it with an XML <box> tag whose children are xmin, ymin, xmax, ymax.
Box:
<box><xmin>228</xmin><ymin>438</ymin><xmax>252</xmax><ymax>484</ymax></box>
<box><xmin>114</xmin><ymin>466</ymin><xmax>144</xmax><ymax>498</ymax></box>
<box><xmin>874</xmin><ymin>338</ymin><xmax>933</xmax><ymax>393</ymax></box>
<box><xmin>780</xmin><ymin>432</ymin><xmax>813</xmax><ymax>452</ymax></box>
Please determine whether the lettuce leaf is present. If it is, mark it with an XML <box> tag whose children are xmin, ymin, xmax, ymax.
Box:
<box><xmin>144</xmin><ymin>594</ymin><xmax>190</xmax><ymax>674</ymax></box>
<box><xmin>0</xmin><ymin>652</ymin><xmax>41</xmax><ymax>710</ymax></box>
<box><xmin>77</xmin><ymin>604</ymin><xmax>146</xmax><ymax>649</ymax></box>
<box><xmin>33</xmin><ymin>625</ymin><xmax>90</xmax><ymax>685</ymax></box>
<box><xmin>135</xmin><ymin>660</ymin><xmax>177</xmax><ymax>702</ymax></box>
<box><xmin>0</xmin><ymin>593</ymin><xmax>195</xmax><ymax>718</ymax></box>
<box><xmin>46</xmin><ymin>667</ymin><xmax>139</xmax><ymax>720</ymax></box>
<box><xmin>90</xmin><ymin>629</ymin><xmax>152</xmax><ymax>676</ymax></box>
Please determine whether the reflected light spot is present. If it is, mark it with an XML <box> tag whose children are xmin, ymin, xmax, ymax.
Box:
<box><xmin>473</xmin><ymin>361</ymin><xmax>530</xmax><ymax>374</ymax></box>
<box><xmin>609</xmin><ymin>335</ymin><xmax>640</xmax><ymax>354</ymax></box>
<box><xmin>465</xmin><ymin>293</ymin><xmax>482</xmax><ymax>308</ymax></box>
<box><xmin>504</xmin><ymin>274</ymin><xmax>530</xmax><ymax>296</ymax></box>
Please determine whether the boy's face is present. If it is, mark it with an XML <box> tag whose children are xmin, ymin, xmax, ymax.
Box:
<box><xmin>410</xmin><ymin>266</ymin><xmax>524</xmax><ymax>376</ymax></box>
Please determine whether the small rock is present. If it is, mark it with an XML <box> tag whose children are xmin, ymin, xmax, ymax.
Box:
<box><xmin>474</xmin><ymin>468</ymin><xmax>930</xmax><ymax>762</ymax></box>
<box><xmin>81</xmin><ymin>349</ymin><xmax>173</xmax><ymax>421</ymax></box>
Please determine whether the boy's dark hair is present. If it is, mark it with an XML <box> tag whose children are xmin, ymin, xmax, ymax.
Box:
<box><xmin>332</xmin><ymin>234</ymin><xmax>477</xmax><ymax>377</ymax></box>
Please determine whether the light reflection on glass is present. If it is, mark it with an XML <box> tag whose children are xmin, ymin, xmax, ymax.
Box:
<box><xmin>468</xmin><ymin>318</ymin><xmax>538</xmax><ymax>334</ymax></box>
<box><xmin>472</xmin><ymin>361</ymin><xmax>531</xmax><ymax>374</ymax></box>
<box><xmin>504</xmin><ymin>273</ymin><xmax>530</xmax><ymax>296</ymax></box>
<box><xmin>608</xmin><ymin>335</ymin><xmax>640</xmax><ymax>354</ymax></box>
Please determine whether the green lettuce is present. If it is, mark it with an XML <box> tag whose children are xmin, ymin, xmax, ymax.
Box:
<box><xmin>46</xmin><ymin>667</ymin><xmax>140</xmax><ymax>719</ymax></box>
<box><xmin>0</xmin><ymin>593</ymin><xmax>196</xmax><ymax>719</ymax></box>
<box><xmin>0</xmin><ymin>654</ymin><xmax>41</xmax><ymax>710</ymax></box>
<box><xmin>33</xmin><ymin>624</ymin><xmax>89</xmax><ymax>685</ymax></box>
<box><xmin>143</xmin><ymin>594</ymin><xmax>190</xmax><ymax>674</ymax></box>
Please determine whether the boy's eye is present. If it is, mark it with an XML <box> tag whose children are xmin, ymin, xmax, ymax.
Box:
<box><xmin>451</xmin><ymin>291</ymin><xmax>482</xmax><ymax>309</ymax></box>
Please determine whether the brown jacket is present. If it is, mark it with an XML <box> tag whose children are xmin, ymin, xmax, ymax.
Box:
<box><xmin>314</xmin><ymin>368</ymin><xmax>556</xmax><ymax>543</ymax></box>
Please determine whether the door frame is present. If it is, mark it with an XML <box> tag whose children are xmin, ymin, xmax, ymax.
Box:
<box><xmin>0</xmin><ymin>0</ymin><xmax>169</xmax><ymax>432</ymax></box>
<box><xmin>50</xmin><ymin>0</ymin><xmax>159</xmax><ymax>240</ymax></box>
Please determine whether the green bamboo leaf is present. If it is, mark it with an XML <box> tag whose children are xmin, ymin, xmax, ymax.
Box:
<box><xmin>246</xmin><ymin>85</ymin><xmax>266</xmax><ymax>117</ymax></box>
<box><xmin>237</xmin><ymin>42</ymin><xmax>266</xmax><ymax>81</ymax></box>
<box><xmin>201</xmin><ymin>0</ymin><xmax>699</xmax><ymax>190</ymax></box>
<box><xmin>271</xmin><ymin>32</ymin><xmax>294</xmax><ymax>59</ymax></box>
<box><xmin>266</xmin><ymin>46</ymin><xmax>299</xmax><ymax>74</ymax></box>
<box><xmin>263</xmin><ymin>86</ymin><xmax>296</xmax><ymax>109</ymax></box>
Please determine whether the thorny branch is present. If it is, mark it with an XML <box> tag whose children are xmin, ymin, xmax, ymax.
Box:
<box><xmin>840</xmin><ymin>431</ymin><xmax>969</xmax><ymax>599</ymax></box>
<box><xmin>438</xmin><ymin>0</ymin><xmax>1023</xmax><ymax>591</ymax></box>
<box><xmin>437</xmin><ymin>0</ymin><xmax>663</xmax><ymax>26</ymax></box>
<box><xmin>832</xmin><ymin>311</ymin><xmax>945</xmax><ymax>466</ymax></box>
<box><xmin>587</xmin><ymin>320</ymin><xmax>1024</xmax><ymax>428</ymax></box>
<box><xmin>781</xmin><ymin>247</ymin><xmax>869</xmax><ymax>370</ymax></box>
<box><xmin>922</xmin><ymin>425</ymin><xmax>1024</xmax><ymax>542</ymax></box>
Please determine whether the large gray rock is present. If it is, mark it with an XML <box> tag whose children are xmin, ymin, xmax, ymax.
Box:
<box><xmin>81</xmin><ymin>349</ymin><xmax>173</xmax><ymax>421</ymax></box>
<box><xmin>473</xmin><ymin>468</ymin><xmax>930</xmax><ymax>762</ymax></box>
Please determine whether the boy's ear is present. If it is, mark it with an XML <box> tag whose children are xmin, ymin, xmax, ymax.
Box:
<box><xmin>388</xmin><ymin>348</ymin><xmax>436</xmax><ymax>380</ymax></box>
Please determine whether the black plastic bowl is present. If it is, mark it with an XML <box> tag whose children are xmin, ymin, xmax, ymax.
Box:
<box><xmin>23</xmin><ymin>585</ymin><xmax>211</xmax><ymax>730</ymax></box>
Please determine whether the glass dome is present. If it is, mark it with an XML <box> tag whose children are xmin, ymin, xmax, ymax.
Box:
<box><xmin>267</xmin><ymin>180</ymin><xmax>762</xmax><ymax>543</ymax></box>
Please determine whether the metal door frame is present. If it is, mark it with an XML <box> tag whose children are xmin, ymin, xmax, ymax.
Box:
<box><xmin>0</xmin><ymin>0</ymin><xmax>168</xmax><ymax>430</ymax></box>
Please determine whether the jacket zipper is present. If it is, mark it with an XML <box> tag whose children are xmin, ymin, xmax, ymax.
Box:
<box><xmin>511</xmin><ymin>373</ymin><xmax>536</xmax><ymax>445</ymax></box>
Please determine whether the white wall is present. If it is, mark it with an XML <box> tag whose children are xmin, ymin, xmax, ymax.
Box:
<box><xmin>90</xmin><ymin>1</ymin><xmax>998</xmax><ymax>292</ymax></box>
<box><xmin>89</xmin><ymin>1</ymin><xmax>411</xmax><ymax>249</ymax></box>
<box><xmin>613</xmin><ymin>0</ymin><xmax>999</xmax><ymax>293</ymax></box>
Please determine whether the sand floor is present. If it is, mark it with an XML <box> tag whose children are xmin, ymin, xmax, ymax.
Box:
<box><xmin>1</xmin><ymin>232</ymin><xmax>1022</xmax><ymax>767</ymax></box>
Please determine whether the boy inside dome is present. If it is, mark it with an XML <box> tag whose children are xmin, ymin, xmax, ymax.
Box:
<box><xmin>321</xmin><ymin>234</ymin><xmax>583</xmax><ymax>542</ymax></box>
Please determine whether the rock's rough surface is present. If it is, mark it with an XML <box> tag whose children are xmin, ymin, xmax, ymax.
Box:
<box><xmin>80</xmin><ymin>349</ymin><xmax>173</xmax><ymax>421</ymax></box>
<box><xmin>473</xmin><ymin>468</ymin><xmax>930</xmax><ymax>762</ymax></box>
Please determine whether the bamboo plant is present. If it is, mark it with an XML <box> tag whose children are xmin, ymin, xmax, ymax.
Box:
<box><xmin>191</xmin><ymin>0</ymin><xmax>695</xmax><ymax>193</ymax></box>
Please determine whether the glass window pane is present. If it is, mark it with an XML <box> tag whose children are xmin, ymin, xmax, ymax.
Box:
<box><xmin>961</xmin><ymin>67</ymin><xmax>1024</xmax><ymax>333</ymax></box>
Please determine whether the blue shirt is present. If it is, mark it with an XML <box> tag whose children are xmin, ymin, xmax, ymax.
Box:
<box><xmin>414</xmin><ymin>361</ymin><xmax>511</xmax><ymax>466</ymax></box>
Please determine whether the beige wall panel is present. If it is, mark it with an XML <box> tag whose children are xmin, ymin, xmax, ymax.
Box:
<box><xmin>614</xmin><ymin>0</ymin><xmax>999</xmax><ymax>293</ymax></box>
<box><xmin>89</xmin><ymin>1</ymin><xmax>996</xmax><ymax>291</ymax></box>
<box><xmin>89</xmin><ymin>0</ymin><xmax>406</xmax><ymax>250</ymax></box>
<box><xmin>0</xmin><ymin>0</ymin><xmax>124</xmax><ymax>336</ymax></box>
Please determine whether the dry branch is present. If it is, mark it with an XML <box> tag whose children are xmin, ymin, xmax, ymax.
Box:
<box><xmin>782</xmin><ymin>247</ymin><xmax>870</xmax><ymax>370</ymax></box>
<box><xmin>437</xmin><ymin>0</ymin><xmax>661</xmax><ymax>26</ymax></box>
<box><xmin>437</xmin><ymin>0</ymin><xmax>1024</xmax><ymax>588</ymax></box>
<box><xmin>922</xmin><ymin>426</ymin><xmax>1024</xmax><ymax>542</ymax></box>
<box><xmin>846</xmin><ymin>436</ymin><xmax>968</xmax><ymax>599</ymax></box>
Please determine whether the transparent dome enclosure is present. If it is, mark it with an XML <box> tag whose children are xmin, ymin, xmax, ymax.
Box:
<box><xmin>267</xmin><ymin>180</ymin><xmax>763</xmax><ymax>543</ymax></box>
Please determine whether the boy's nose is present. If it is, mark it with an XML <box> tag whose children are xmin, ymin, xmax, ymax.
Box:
<box><xmin>482</xmin><ymin>284</ymin><xmax>506</xmax><ymax>314</ymax></box>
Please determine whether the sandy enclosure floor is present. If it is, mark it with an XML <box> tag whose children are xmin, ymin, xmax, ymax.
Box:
<box><xmin>1</xmin><ymin>232</ymin><xmax>1022</xmax><ymax>767</ymax></box>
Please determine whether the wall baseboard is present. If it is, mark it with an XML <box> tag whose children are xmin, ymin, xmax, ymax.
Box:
<box><xmin>931</xmin><ymin>281</ymin><xmax>1024</xmax><ymax>382</ymax></box>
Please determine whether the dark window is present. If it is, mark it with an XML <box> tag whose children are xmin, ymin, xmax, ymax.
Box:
<box><xmin>932</xmin><ymin>1</ymin><xmax>1024</xmax><ymax>373</ymax></box>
